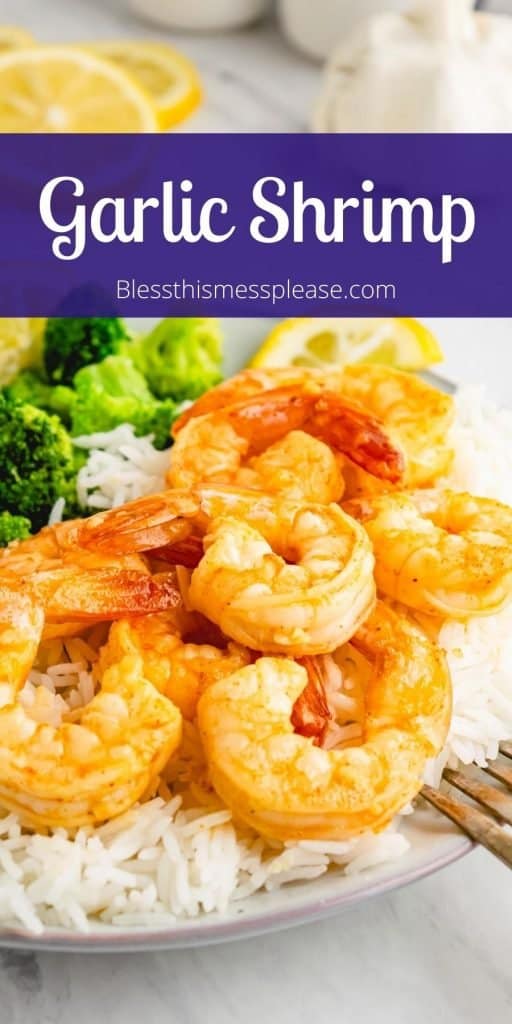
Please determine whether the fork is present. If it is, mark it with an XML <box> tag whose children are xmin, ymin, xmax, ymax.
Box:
<box><xmin>421</xmin><ymin>743</ymin><xmax>512</xmax><ymax>869</ymax></box>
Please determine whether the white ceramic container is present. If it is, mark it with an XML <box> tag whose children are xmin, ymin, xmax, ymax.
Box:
<box><xmin>129</xmin><ymin>0</ymin><xmax>270</xmax><ymax>31</ymax></box>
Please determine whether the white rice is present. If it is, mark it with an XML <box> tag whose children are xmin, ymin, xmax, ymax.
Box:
<box><xmin>427</xmin><ymin>387</ymin><xmax>512</xmax><ymax>779</ymax></box>
<box><xmin>73</xmin><ymin>424</ymin><xmax>171</xmax><ymax>510</ymax></box>
<box><xmin>0</xmin><ymin>800</ymin><xmax>409</xmax><ymax>935</ymax></box>
<box><xmin>1</xmin><ymin>385</ymin><xmax>511</xmax><ymax>935</ymax></box>
<box><xmin>445</xmin><ymin>386</ymin><xmax>512</xmax><ymax>505</ymax></box>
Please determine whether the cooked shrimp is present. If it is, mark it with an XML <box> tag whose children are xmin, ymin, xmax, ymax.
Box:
<box><xmin>77</xmin><ymin>486</ymin><xmax>376</xmax><ymax>656</ymax></box>
<box><xmin>168</xmin><ymin>386</ymin><xmax>405</xmax><ymax>497</ymax></box>
<box><xmin>175</xmin><ymin>365</ymin><xmax>453</xmax><ymax>490</ymax></box>
<box><xmin>336</xmin><ymin>365</ymin><xmax>454</xmax><ymax>489</ymax></box>
<box><xmin>98</xmin><ymin>613</ymin><xmax>251</xmax><ymax>721</ymax></box>
<box><xmin>26</xmin><ymin>567</ymin><xmax>181</xmax><ymax>625</ymax></box>
<box><xmin>292</xmin><ymin>648</ymin><xmax>368</xmax><ymax>750</ymax></box>
<box><xmin>172</xmin><ymin>368</ymin><xmax>330</xmax><ymax>431</ymax></box>
<box><xmin>345</xmin><ymin>489</ymin><xmax>512</xmax><ymax>617</ymax></box>
<box><xmin>171</xmin><ymin>428</ymin><xmax>346</xmax><ymax>504</ymax></box>
<box><xmin>0</xmin><ymin>582</ymin><xmax>182</xmax><ymax>829</ymax></box>
<box><xmin>187</xmin><ymin>509</ymin><xmax>375</xmax><ymax>655</ymax></box>
<box><xmin>239</xmin><ymin>432</ymin><xmax>345</xmax><ymax>503</ymax></box>
<box><xmin>198</xmin><ymin>603</ymin><xmax>451</xmax><ymax>841</ymax></box>
<box><xmin>0</xmin><ymin>517</ymin><xmax>148</xmax><ymax>577</ymax></box>
<box><xmin>0</xmin><ymin>516</ymin><xmax>181</xmax><ymax>630</ymax></box>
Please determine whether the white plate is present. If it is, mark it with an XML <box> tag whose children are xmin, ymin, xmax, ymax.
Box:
<box><xmin>0</xmin><ymin>317</ymin><xmax>471</xmax><ymax>952</ymax></box>
<box><xmin>0</xmin><ymin>812</ymin><xmax>471</xmax><ymax>952</ymax></box>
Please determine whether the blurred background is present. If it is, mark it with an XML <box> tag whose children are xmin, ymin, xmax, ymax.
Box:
<box><xmin>1</xmin><ymin>0</ymin><xmax>512</xmax><ymax>132</ymax></box>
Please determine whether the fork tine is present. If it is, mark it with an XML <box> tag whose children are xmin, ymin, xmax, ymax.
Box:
<box><xmin>443</xmin><ymin>768</ymin><xmax>512</xmax><ymax>826</ymax></box>
<box><xmin>481</xmin><ymin>761</ymin><xmax>512</xmax><ymax>788</ymax></box>
<box><xmin>499</xmin><ymin>742</ymin><xmax>512</xmax><ymax>760</ymax></box>
<box><xmin>421</xmin><ymin>785</ymin><xmax>512</xmax><ymax>870</ymax></box>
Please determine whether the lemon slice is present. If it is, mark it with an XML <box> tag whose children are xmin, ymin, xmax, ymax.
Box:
<box><xmin>0</xmin><ymin>317</ymin><xmax>46</xmax><ymax>387</ymax></box>
<box><xmin>250</xmin><ymin>318</ymin><xmax>443</xmax><ymax>372</ymax></box>
<box><xmin>0</xmin><ymin>46</ymin><xmax>158</xmax><ymax>132</ymax></box>
<box><xmin>86</xmin><ymin>40</ymin><xmax>202</xmax><ymax>130</ymax></box>
<box><xmin>0</xmin><ymin>26</ymin><xmax>34</xmax><ymax>53</ymax></box>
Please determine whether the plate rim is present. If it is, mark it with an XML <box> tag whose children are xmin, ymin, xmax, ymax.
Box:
<box><xmin>0</xmin><ymin>834</ymin><xmax>472</xmax><ymax>953</ymax></box>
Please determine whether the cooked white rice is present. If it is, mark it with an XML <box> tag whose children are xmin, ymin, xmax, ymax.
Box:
<box><xmin>430</xmin><ymin>387</ymin><xmax>512</xmax><ymax>778</ymax></box>
<box><xmin>1</xmin><ymin>385</ymin><xmax>511</xmax><ymax>935</ymax></box>
<box><xmin>445</xmin><ymin>386</ymin><xmax>512</xmax><ymax>505</ymax></box>
<box><xmin>74</xmin><ymin>424</ymin><xmax>171</xmax><ymax>510</ymax></box>
<box><xmin>0</xmin><ymin>800</ymin><xmax>409</xmax><ymax>936</ymax></box>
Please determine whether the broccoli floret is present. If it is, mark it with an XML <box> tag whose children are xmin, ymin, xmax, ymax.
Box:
<box><xmin>4</xmin><ymin>370</ymin><xmax>77</xmax><ymax>426</ymax></box>
<box><xmin>0</xmin><ymin>511</ymin><xmax>31</xmax><ymax>547</ymax></box>
<box><xmin>140</xmin><ymin>399</ymin><xmax>180</xmax><ymax>450</ymax></box>
<box><xmin>126</xmin><ymin>318</ymin><xmax>223</xmax><ymax>401</ymax></box>
<box><xmin>0</xmin><ymin>396</ymin><xmax>77</xmax><ymax>532</ymax></box>
<box><xmin>44</xmin><ymin>317</ymin><xmax>130</xmax><ymax>386</ymax></box>
<box><xmin>71</xmin><ymin>356</ymin><xmax>178</xmax><ymax>449</ymax></box>
<box><xmin>48</xmin><ymin>384</ymin><xmax>78</xmax><ymax>426</ymax></box>
<box><xmin>4</xmin><ymin>369</ymin><xmax>52</xmax><ymax>408</ymax></box>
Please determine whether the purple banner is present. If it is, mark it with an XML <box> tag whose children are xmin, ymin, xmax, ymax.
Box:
<box><xmin>0</xmin><ymin>133</ymin><xmax>509</xmax><ymax>315</ymax></box>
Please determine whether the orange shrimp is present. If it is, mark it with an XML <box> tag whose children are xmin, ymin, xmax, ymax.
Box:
<box><xmin>174</xmin><ymin>364</ymin><xmax>453</xmax><ymax>491</ymax></box>
<box><xmin>0</xmin><ymin>582</ymin><xmax>182</xmax><ymax>829</ymax></box>
<box><xmin>76</xmin><ymin>486</ymin><xmax>376</xmax><ymax>657</ymax></box>
<box><xmin>198</xmin><ymin>602</ymin><xmax>452</xmax><ymax>841</ymax></box>
<box><xmin>168</xmin><ymin>386</ymin><xmax>405</xmax><ymax>498</ymax></box>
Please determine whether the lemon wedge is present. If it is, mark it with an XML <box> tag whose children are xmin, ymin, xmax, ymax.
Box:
<box><xmin>0</xmin><ymin>317</ymin><xmax>46</xmax><ymax>387</ymax></box>
<box><xmin>0</xmin><ymin>26</ymin><xmax>34</xmax><ymax>53</ymax></box>
<box><xmin>0</xmin><ymin>46</ymin><xmax>158</xmax><ymax>132</ymax></box>
<box><xmin>86</xmin><ymin>40</ymin><xmax>202</xmax><ymax>130</ymax></box>
<box><xmin>250</xmin><ymin>318</ymin><xmax>443</xmax><ymax>372</ymax></box>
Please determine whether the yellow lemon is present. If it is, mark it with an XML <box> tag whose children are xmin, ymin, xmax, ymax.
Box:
<box><xmin>250</xmin><ymin>317</ymin><xmax>443</xmax><ymax>372</ymax></box>
<box><xmin>0</xmin><ymin>25</ymin><xmax>34</xmax><ymax>53</ymax></box>
<box><xmin>86</xmin><ymin>40</ymin><xmax>202</xmax><ymax>130</ymax></box>
<box><xmin>0</xmin><ymin>46</ymin><xmax>158</xmax><ymax>132</ymax></box>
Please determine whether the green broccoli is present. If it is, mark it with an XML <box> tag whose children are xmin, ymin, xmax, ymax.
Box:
<box><xmin>71</xmin><ymin>356</ymin><xmax>178</xmax><ymax>449</ymax></box>
<box><xmin>44</xmin><ymin>317</ymin><xmax>130</xmax><ymax>386</ymax></box>
<box><xmin>4</xmin><ymin>369</ymin><xmax>77</xmax><ymax>426</ymax></box>
<box><xmin>126</xmin><ymin>318</ymin><xmax>223</xmax><ymax>401</ymax></box>
<box><xmin>0</xmin><ymin>511</ymin><xmax>31</xmax><ymax>547</ymax></box>
<box><xmin>0</xmin><ymin>396</ymin><xmax>77</xmax><ymax>531</ymax></box>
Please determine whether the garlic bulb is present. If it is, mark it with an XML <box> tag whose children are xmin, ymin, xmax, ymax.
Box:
<box><xmin>315</xmin><ymin>0</ymin><xmax>512</xmax><ymax>132</ymax></box>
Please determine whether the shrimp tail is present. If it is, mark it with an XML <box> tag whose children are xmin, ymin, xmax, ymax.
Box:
<box><xmin>308</xmin><ymin>394</ymin><xmax>405</xmax><ymax>483</ymax></box>
<box><xmin>291</xmin><ymin>657</ymin><xmax>333</xmax><ymax>745</ymax></box>
<box><xmin>151</xmin><ymin>536</ymin><xmax>204</xmax><ymax>569</ymax></box>
<box><xmin>341</xmin><ymin>497</ymin><xmax>376</xmax><ymax>523</ymax></box>
<box><xmin>77</xmin><ymin>492</ymin><xmax>202</xmax><ymax>556</ymax></box>
<box><xmin>222</xmin><ymin>388</ymin><xmax>405</xmax><ymax>483</ymax></box>
<box><xmin>24</xmin><ymin>567</ymin><xmax>182</xmax><ymax>622</ymax></box>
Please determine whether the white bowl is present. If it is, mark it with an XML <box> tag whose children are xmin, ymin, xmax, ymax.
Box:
<box><xmin>129</xmin><ymin>0</ymin><xmax>270</xmax><ymax>32</ymax></box>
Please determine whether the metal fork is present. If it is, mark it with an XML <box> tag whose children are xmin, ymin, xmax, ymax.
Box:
<box><xmin>421</xmin><ymin>744</ymin><xmax>512</xmax><ymax>869</ymax></box>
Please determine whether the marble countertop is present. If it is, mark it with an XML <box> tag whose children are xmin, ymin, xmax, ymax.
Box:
<box><xmin>0</xmin><ymin>0</ymin><xmax>511</xmax><ymax>1020</ymax></box>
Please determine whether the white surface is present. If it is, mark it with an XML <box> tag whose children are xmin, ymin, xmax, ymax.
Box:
<box><xmin>0</xmin><ymin>0</ymin><xmax>511</xmax><ymax>1017</ymax></box>
<box><xmin>424</xmin><ymin>318</ymin><xmax>512</xmax><ymax>406</ymax></box>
